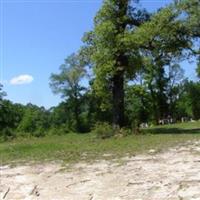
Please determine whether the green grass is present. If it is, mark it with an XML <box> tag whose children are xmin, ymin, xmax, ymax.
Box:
<box><xmin>152</xmin><ymin>120</ymin><xmax>200</xmax><ymax>129</ymax></box>
<box><xmin>146</xmin><ymin>121</ymin><xmax>200</xmax><ymax>134</ymax></box>
<box><xmin>1</xmin><ymin>121</ymin><xmax>200</xmax><ymax>165</ymax></box>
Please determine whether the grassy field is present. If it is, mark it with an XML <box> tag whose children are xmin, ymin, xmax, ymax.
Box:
<box><xmin>1</xmin><ymin>121</ymin><xmax>200</xmax><ymax>165</ymax></box>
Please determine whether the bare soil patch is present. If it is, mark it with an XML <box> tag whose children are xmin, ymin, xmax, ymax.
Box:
<box><xmin>1</xmin><ymin>141</ymin><xmax>200</xmax><ymax>200</ymax></box>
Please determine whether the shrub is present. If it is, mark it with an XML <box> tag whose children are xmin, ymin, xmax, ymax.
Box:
<box><xmin>92</xmin><ymin>122</ymin><xmax>114</xmax><ymax>139</ymax></box>
<box><xmin>32</xmin><ymin>127</ymin><xmax>46</xmax><ymax>137</ymax></box>
<box><xmin>0</xmin><ymin>127</ymin><xmax>16</xmax><ymax>141</ymax></box>
<box><xmin>16</xmin><ymin>131</ymin><xmax>31</xmax><ymax>138</ymax></box>
<box><xmin>48</xmin><ymin>124</ymin><xmax>69</xmax><ymax>135</ymax></box>
<box><xmin>117</xmin><ymin>127</ymin><xmax>132</xmax><ymax>137</ymax></box>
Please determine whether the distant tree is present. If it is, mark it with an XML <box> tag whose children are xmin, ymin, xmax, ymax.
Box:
<box><xmin>196</xmin><ymin>59</ymin><xmax>200</xmax><ymax>78</ymax></box>
<box><xmin>175</xmin><ymin>80</ymin><xmax>200</xmax><ymax>120</ymax></box>
<box><xmin>185</xmin><ymin>81</ymin><xmax>200</xmax><ymax>120</ymax></box>
<box><xmin>166</xmin><ymin>64</ymin><xmax>185</xmax><ymax>117</ymax></box>
<box><xmin>125</xmin><ymin>84</ymin><xmax>151</xmax><ymax>128</ymax></box>
<box><xmin>142</xmin><ymin>63</ymin><xmax>169</xmax><ymax>123</ymax></box>
<box><xmin>50</xmin><ymin>53</ymin><xmax>86</xmax><ymax>132</ymax></box>
<box><xmin>17</xmin><ymin>104</ymin><xmax>50</xmax><ymax>135</ymax></box>
<box><xmin>0</xmin><ymin>100</ymin><xmax>24</xmax><ymax>132</ymax></box>
<box><xmin>81</xmin><ymin>87</ymin><xmax>113</xmax><ymax>129</ymax></box>
<box><xmin>0</xmin><ymin>85</ymin><xmax>7</xmax><ymax>130</ymax></box>
<box><xmin>176</xmin><ymin>0</ymin><xmax>200</xmax><ymax>75</ymax></box>
<box><xmin>144</xmin><ymin>64</ymin><xmax>185</xmax><ymax>122</ymax></box>
<box><xmin>176</xmin><ymin>0</ymin><xmax>200</xmax><ymax>39</ymax></box>
<box><xmin>0</xmin><ymin>84</ymin><xmax>6</xmax><ymax>100</ymax></box>
<box><xmin>49</xmin><ymin>102</ymin><xmax>69</xmax><ymax>127</ymax></box>
<box><xmin>0</xmin><ymin>85</ymin><xmax>24</xmax><ymax>130</ymax></box>
<box><xmin>126</xmin><ymin>2</ymin><xmax>193</xmax><ymax>123</ymax></box>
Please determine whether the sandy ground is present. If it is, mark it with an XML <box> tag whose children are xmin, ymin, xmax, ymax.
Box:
<box><xmin>1</xmin><ymin>141</ymin><xmax>200</xmax><ymax>200</ymax></box>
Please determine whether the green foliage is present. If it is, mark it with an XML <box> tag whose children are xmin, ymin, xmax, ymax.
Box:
<box><xmin>176</xmin><ymin>0</ymin><xmax>200</xmax><ymax>71</ymax></box>
<box><xmin>50</xmin><ymin>53</ymin><xmax>86</xmax><ymax>98</ymax></box>
<box><xmin>125</xmin><ymin>84</ymin><xmax>151</xmax><ymax>126</ymax></box>
<box><xmin>0</xmin><ymin>84</ymin><xmax>6</xmax><ymax>100</ymax></box>
<box><xmin>17</xmin><ymin>104</ymin><xmax>50</xmax><ymax>135</ymax></box>
<box><xmin>92</xmin><ymin>122</ymin><xmax>114</xmax><ymax>139</ymax></box>
<box><xmin>143</xmin><ymin>64</ymin><xmax>185</xmax><ymax>122</ymax></box>
<box><xmin>177</xmin><ymin>0</ymin><xmax>200</xmax><ymax>38</ymax></box>
<box><xmin>92</xmin><ymin>122</ymin><xmax>134</xmax><ymax>139</ymax></box>
<box><xmin>48</xmin><ymin>124</ymin><xmax>69</xmax><ymax>136</ymax></box>
<box><xmin>50</xmin><ymin>53</ymin><xmax>86</xmax><ymax>131</ymax></box>
<box><xmin>0</xmin><ymin>127</ymin><xmax>16</xmax><ymax>141</ymax></box>
<box><xmin>0</xmin><ymin>100</ymin><xmax>24</xmax><ymax>130</ymax></box>
<box><xmin>196</xmin><ymin>60</ymin><xmax>200</xmax><ymax>78</ymax></box>
<box><xmin>82</xmin><ymin>0</ymin><xmax>150</xmax><ymax>125</ymax></box>
<box><xmin>49</xmin><ymin>102</ymin><xmax>69</xmax><ymax>127</ymax></box>
<box><xmin>82</xmin><ymin>0</ymin><xmax>198</xmax><ymax>127</ymax></box>
<box><xmin>116</xmin><ymin>127</ymin><xmax>132</xmax><ymax>137</ymax></box>
<box><xmin>185</xmin><ymin>81</ymin><xmax>200</xmax><ymax>119</ymax></box>
<box><xmin>175</xmin><ymin>81</ymin><xmax>200</xmax><ymax>120</ymax></box>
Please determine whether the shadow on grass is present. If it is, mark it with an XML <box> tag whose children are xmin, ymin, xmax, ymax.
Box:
<box><xmin>144</xmin><ymin>128</ymin><xmax>200</xmax><ymax>135</ymax></box>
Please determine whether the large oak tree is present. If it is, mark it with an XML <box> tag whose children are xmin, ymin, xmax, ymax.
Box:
<box><xmin>82</xmin><ymin>0</ymin><xmax>149</xmax><ymax>127</ymax></box>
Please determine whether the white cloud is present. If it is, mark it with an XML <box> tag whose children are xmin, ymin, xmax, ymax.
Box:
<box><xmin>10</xmin><ymin>74</ymin><xmax>34</xmax><ymax>85</ymax></box>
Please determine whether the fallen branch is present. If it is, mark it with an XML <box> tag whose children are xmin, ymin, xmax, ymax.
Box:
<box><xmin>3</xmin><ymin>187</ymin><xmax>10</xmax><ymax>199</ymax></box>
<box><xmin>30</xmin><ymin>185</ymin><xmax>37</xmax><ymax>195</ymax></box>
<box><xmin>66</xmin><ymin>179</ymin><xmax>91</xmax><ymax>188</ymax></box>
<box><xmin>89</xmin><ymin>196</ymin><xmax>93</xmax><ymax>200</ymax></box>
<box><xmin>127</xmin><ymin>182</ymin><xmax>144</xmax><ymax>186</ymax></box>
<box><xmin>81</xmin><ymin>179</ymin><xmax>91</xmax><ymax>183</ymax></box>
<box><xmin>66</xmin><ymin>183</ymin><xmax>77</xmax><ymax>188</ymax></box>
<box><xmin>89</xmin><ymin>193</ymin><xmax>93</xmax><ymax>200</ymax></box>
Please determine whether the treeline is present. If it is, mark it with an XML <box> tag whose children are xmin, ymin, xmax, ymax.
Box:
<box><xmin>1</xmin><ymin>0</ymin><xmax>200</xmax><ymax>139</ymax></box>
<box><xmin>0</xmin><ymin>79</ymin><xmax>200</xmax><ymax>140</ymax></box>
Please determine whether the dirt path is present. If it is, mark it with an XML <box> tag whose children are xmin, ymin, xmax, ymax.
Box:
<box><xmin>1</xmin><ymin>141</ymin><xmax>200</xmax><ymax>200</ymax></box>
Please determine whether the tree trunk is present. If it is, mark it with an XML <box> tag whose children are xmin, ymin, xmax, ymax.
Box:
<box><xmin>112</xmin><ymin>71</ymin><xmax>124</xmax><ymax>128</ymax></box>
<box><xmin>73</xmin><ymin>90</ymin><xmax>81</xmax><ymax>132</ymax></box>
<box><xmin>149</xmin><ymin>84</ymin><xmax>159</xmax><ymax>124</ymax></box>
<box><xmin>112</xmin><ymin>0</ymin><xmax>128</xmax><ymax>128</ymax></box>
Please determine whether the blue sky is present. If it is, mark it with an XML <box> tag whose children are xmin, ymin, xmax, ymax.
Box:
<box><xmin>0</xmin><ymin>0</ymin><xmax>197</xmax><ymax>108</ymax></box>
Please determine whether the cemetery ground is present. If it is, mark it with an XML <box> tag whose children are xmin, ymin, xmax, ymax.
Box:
<box><xmin>1</xmin><ymin>121</ymin><xmax>200</xmax><ymax>199</ymax></box>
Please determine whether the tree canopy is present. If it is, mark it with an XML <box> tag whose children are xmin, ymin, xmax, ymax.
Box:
<box><xmin>81</xmin><ymin>0</ymin><xmax>199</xmax><ymax>127</ymax></box>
